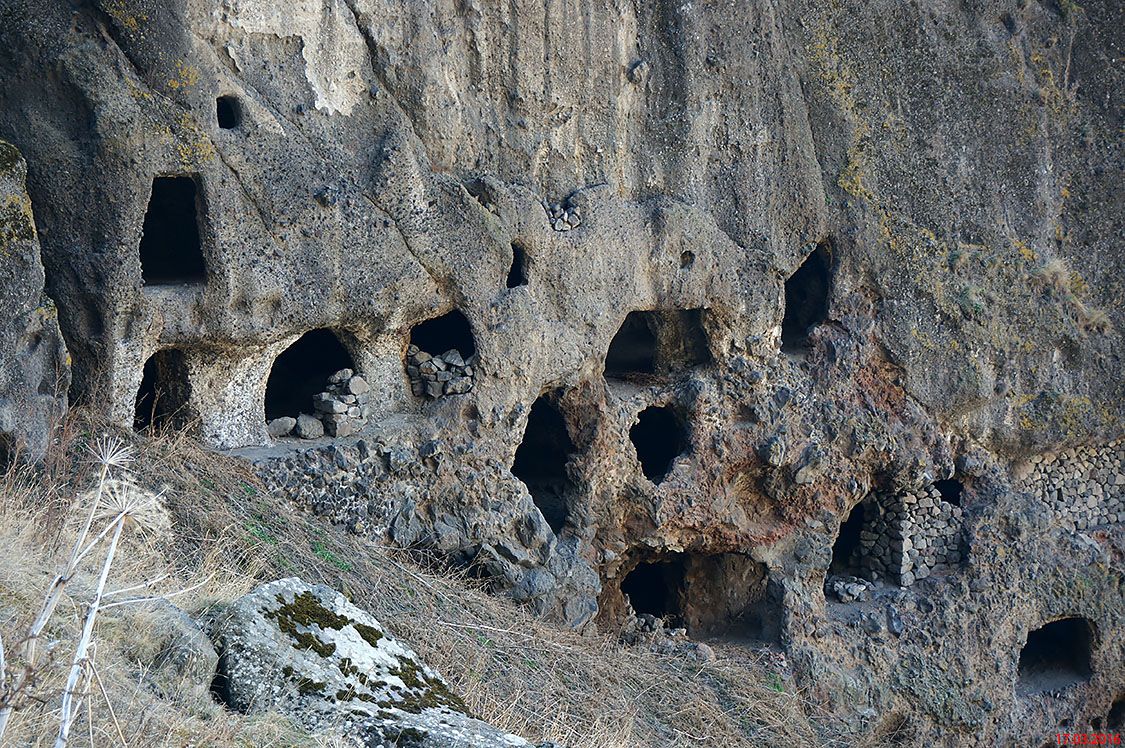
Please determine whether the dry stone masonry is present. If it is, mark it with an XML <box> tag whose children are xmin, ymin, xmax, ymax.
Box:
<box><xmin>406</xmin><ymin>347</ymin><xmax>475</xmax><ymax>400</ymax></box>
<box><xmin>858</xmin><ymin>486</ymin><xmax>965</xmax><ymax>588</ymax></box>
<box><xmin>269</xmin><ymin>369</ymin><xmax>371</xmax><ymax>440</ymax></box>
<box><xmin>1025</xmin><ymin>442</ymin><xmax>1125</xmax><ymax>530</ymax></box>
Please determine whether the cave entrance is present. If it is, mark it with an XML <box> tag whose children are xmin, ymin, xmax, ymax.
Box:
<box><xmin>830</xmin><ymin>500</ymin><xmax>866</xmax><ymax>575</ymax></box>
<box><xmin>410</xmin><ymin>310</ymin><xmax>476</xmax><ymax>359</ymax></box>
<box><xmin>621</xmin><ymin>557</ymin><xmax>686</xmax><ymax>622</ymax></box>
<box><xmin>934</xmin><ymin>478</ymin><xmax>963</xmax><ymax>506</ymax></box>
<box><xmin>506</xmin><ymin>242</ymin><xmax>529</xmax><ymax>288</ymax></box>
<box><xmin>781</xmin><ymin>241</ymin><xmax>831</xmax><ymax>352</ymax></box>
<box><xmin>265</xmin><ymin>329</ymin><xmax>353</xmax><ymax>422</ymax></box>
<box><xmin>134</xmin><ymin>349</ymin><xmax>193</xmax><ymax>432</ymax></box>
<box><xmin>511</xmin><ymin>392</ymin><xmax>576</xmax><ymax>533</ymax></box>
<box><xmin>604</xmin><ymin>310</ymin><xmax>711</xmax><ymax>380</ymax></box>
<box><xmin>1108</xmin><ymin>696</ymin><xmax>1125</xmax><ymax>730</ymax></box>
<box><xmin>139</xmin><ymin>176</ymin><xmax>206</xmax><ymax>286</ymax></box>
<box><xmin>630</xmin><ymin>405</ymin><xmax>687</xmax><ymax>484</ymax></box>
<box><xmin>1017</xmin><ymin>617</ymin><xmax>1095</xmax><ymax>696</ymax></box>
<box><xmin>216</xmin><ymin>95</ymin><xmax>241</xmax><ymax>129</ymax></box>
<box><xmin>0</xmin><ymin>433</ymin><xmax>14</xmax><ymax>474</ymax></box>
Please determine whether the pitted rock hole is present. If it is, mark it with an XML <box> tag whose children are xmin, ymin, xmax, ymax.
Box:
<box><xmin>506</xmin><ymin>242</ymin><xmax>529</xmax><ymax>288</ymax></box>
<box><xmin>604</xmin><ymin>310</ymin><xmax>711</xmax><ymax>380</ymax></box>
<box><xmin>511</xmin><ymin>392</ymin><xmax>576</xmax><ymax>534</ymax></box>
<box><xmin>406</xmin><ymin>310</ymin><xmax>477</xmax><ymax>399</ymax></box>
<box><xmin>1017</xmin><ymin>617</ymin><xmax>1095</xmax><ymax>696</ymax></box>
<box><xmin>830</xmin><ymin>500</ymin><xmax>866</xmax><ymax>576</ymax></box>
<box><xmin>216</xmin><ymin>95</ymin><xmax>241</xmax><ymax>129</ymax></box>
<box><xmin>934</xmin><ymin>478</ymin><xmax>963</xmax><ymax>506</ymax></box>
<box><xmin>622</xmin><ymin>553</ymin><xmax>780</xmax><ymax>643</ymax></box>
<box><xmin>139</xmin><ymin>176</ymin><xmax>206</xmax><ymax>286</ymax></box>
<box><xmin>265</xmin><ymin>329</ymin><xmax>354</xmax><ymax>422</ymax></box>
<box><xmin>630</xmin><ymin>406</ymin><xmax>687</xmax><ymax>484</ymax></box>
<box><xmin>134</xmin><ymin>349</ymin><xmax>192</xmax><ymax>432</ymax></box>
<box><xmin>781</xmin><ymin>240</ymin><xmax>831</xmax><ymax>352</ymax></box>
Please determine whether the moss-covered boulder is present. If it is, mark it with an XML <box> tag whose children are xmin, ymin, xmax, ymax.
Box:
<box><xmin>209</xmin><ymin>577</ymin><xmax>541</xmax><ymax>747</ymax></box>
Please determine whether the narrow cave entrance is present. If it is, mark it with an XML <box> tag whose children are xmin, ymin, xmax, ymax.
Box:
<box><xmin>0</xmin><ymin>433</ymin><xmax>14</xmax><ymax>474</ymax></box>
<box><xmin>506</xmin><ymin>242</ymin><xmax>528</xmax><ymax>288</ymax></box>
<box><xmin>1017</xmin><ymin>617</ymin><xmax>1095</xmax><ymax>696</ymax></box>
<box><xmin>139</xmin><ymin>176</ymin><xmax>206</xmax><ymax>286</ymax></box>
<box><xmin>605</xmin><ymin>311</ymin><xmax>657</xmax><ymax>377</ymax></box>
<box><xmin>511</xmin><ymin>392</ymin><xmax>576</xmax><ymax>533</ymax></box>
<box><xmin>409</xmin><ymin>310</ymin><xmax>476</xmax><ymax>359</ymax></box>
<box><xmin>265</xmin><ymin>329</ymin><xmax>353</xmax><ymax>422</ymax></box>
<box><xmin>629</xmin><ymin>405</ymin><xmax>687</xmax><ymax>484</ymax></box>
<box><xmin>134</xmin><ymin>349</ymin><xmax>193</xmax><ymax>432</ymax></box>
<box><xmin>621</xmin><ymin>557</ymin><xmax>686</xmax><ymax>622</ymax></box>
<box><xmin>830</xmin><ymin>501</ymin><xmax>866</xmax><ymax>576</ymax></box>
<box><xmin>934</xmin><ymin>478</ymin><xmax>964</xmax><ymax>506</ymax></box>
<box><xmin>781</xmin><ymin>240</ymin><xmax>831</xmax><ymax>352</ymax></box>
<box><xmin>216</xmin><ymin>95</ymin><xmax>241</xmax><ymax>129</ymax></box>
<box><xmin>605</xmin><ymin>310</ymin><xmax>711</xmax><ymax>380</ymax></box>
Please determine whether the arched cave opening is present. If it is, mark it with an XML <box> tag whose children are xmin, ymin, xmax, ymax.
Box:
<box><xmin>621</xmin><ymin>557</ymin><xmax>686</xmax><ymax>621</ymax></box>
<box><xmin>265</xmin><ymin>329</ymin><xmax>354</xmax><ymax>422</ymax></box>
<box><xmin>506</xmin><ymin>242</ymin><xmax>529</xmax><ymax>288</ymax></box>
<box><xmin>1108</xmin><ymin>696</ymin><xmax>1125</xmax><ymax>730</ymax></box>
<box><xmin>605</xmin><ymin>311</ymin><xmax>657</xmax><ymax>377</ymax></box>
<box><xmin>139</xmin><ymin>176</ymin><xmax>206</xmax><ymax>286</ymax></box>
<box><xmin>216</xmin><ymin>95</ymin><xmax>241</xmax><ymax>129</ymax></box>
<box><xmin>629</xmin><ymin>405</ymin><xmax>687</xmax><ymax>484</ymax></box>
<box><xmin>134</xmin><ymin>349</ymin><xmax>193</xmax><ymax>432</ymax></box>
<box><xmin>605</xmin><ymin>310</ymin><xmax>711</xmax><ymax>379</ymax></box>
<box><xmin>1017</xmin><ymin>617</ymin><xmax>1095</xmax><ymax>696</ymax></box>
<box><xmin>934</xmin><ymin>478</ymin><xmax>963</xmax><ymax>506</ymax></box>
<box><xmin>511</xmin><ymin>392</ymin><xmax>576</xmax><ymax>534</ymax></box>
<box><xmin>830</xmin><ymin>501</ymin><xmax>866</xmax><ymax>575</ymax></box>
<box><xmin>409</xmin><ymin>310</ymin><xmax>476</xmax><ymax>359</ymax></box>
<box><xmin>781</xmin><ymin>240</ymin><xmax>831</xmax><ymax>352</ymax></box>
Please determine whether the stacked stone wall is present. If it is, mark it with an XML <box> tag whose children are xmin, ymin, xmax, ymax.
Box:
<box><xmin>1025</xmin><ymin>441</ymin><xmax>1125</xmax><ymax>529</ymax></box>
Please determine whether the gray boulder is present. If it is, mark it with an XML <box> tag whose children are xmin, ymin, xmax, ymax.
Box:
<box><xmin>295</xmin><ymin>413</ymin><xmax>325</xmax><ymax>440</ymax></box>
<box><xmin>125</xmin><ymin>599</ymin><xmax>218</xmax><ymax>699</ymax></box>
<box><xmin>209</xmin><ymin>577</ymin><xmax>537</xmax><ymax>747</ymax></box>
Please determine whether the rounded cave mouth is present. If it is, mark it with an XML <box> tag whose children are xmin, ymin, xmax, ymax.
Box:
<box><xmin>629</xmin><ymin>405</ymin><xmax>688</xmax><ymax>484</ymax></box>
<box><xmin>1017</xmin><ymin>617</ymin><xmax>1095</xmax><ymax>696</ymax></box>
<box><xmin>265</xmin><ymin>329</ymin><xmax>355</xmax><ymax>423</ymax></box>
<box><xmin>604</xmin><ymin>309</ymin><xmax>711</xmax><ymax>381</ymax></box>
<box><xmin>409</xmin><ymin>309</ymin><xmax>476</xmax><ymax>360</ymax></box>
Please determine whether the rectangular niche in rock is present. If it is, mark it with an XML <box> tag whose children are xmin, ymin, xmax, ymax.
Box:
<box><xmin>1017</xmin><ymin>617</ymin><xmax>1095</xmax><ymax>696</ymax></box>
<box><xmin>139</xmin><ymin>175</ymin><xmax>206</xmax><ymax>286</ymax></box>
<box><xmin>604</xmin><ymin>309</ymin><xmax>712</xmax><ymax>380</ymax></box>
<box><xmin>621</xmin><ymin>552</ymin><xmax>781</xmax><ymax>645</ymax></box>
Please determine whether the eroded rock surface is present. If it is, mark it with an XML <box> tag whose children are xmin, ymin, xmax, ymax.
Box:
<box><xmin>209</xmin><ymin>577</ymin><xmax>539</xmax><ymax>747</ymax></box>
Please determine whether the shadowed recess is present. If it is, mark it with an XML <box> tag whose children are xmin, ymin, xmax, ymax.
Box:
<box><xmin>934</xmin><ymin>478</ymin><xmax>963</xmax><ymax>506</ymax></box>
<box><xmin>629</xmin><ymin>406</ymin><xmax>687</xmax><ymax>483</ymax></box>
<box><xmin>830</xmin><ymin>501</ymin><xmax>866</xmax><ymax>576</ymax></box>
<box><xmin>217</xmin><ymin>95</ymin><xmax>241</xmax><ymax>129</ymax></box>
<box><xmin>139</xmin><ymin>176</ymin><xmax>206</xmax><ymax>285</ymax></box>
<box><xmin>134</xmin><ymin>349</ymin><xmax>193</xmax><ymax>431</ymax></box>
<box><xmin>410</xmin><ymin>310</ymin><xmax>476</xmax><ymax>359</ymax></box>
<box><xmin>506</xmin><ymin>242</ymin><xmax>529</xmax><ymax>288</ymax></box>
<box><xmin>621</xmin><ymin>558</ymin><xmax>685</xmax><ymax>621</ymax></box>
<box><xmin>605</xmin><ymin>309</ymin><xmax>711</xmax><ymax>379</ymax></box>
<box><xmin>781</xmin><ymin>240</ymin><xmax>831</xmax><ymax>351</ymax></box>
<box><xmin>512</xmin><ymin>392</ymin><xmax>576</xmax><ymax>533</ymax></box>
<box><xmin>1017</xmin><ymin>617</ymin><xmax>1095</xmax><ymax>696</ymax></box>
<box><xmin>265</xmin><ymin>330</ymin><xmax>353</xmax><ymax>421</ymax></box>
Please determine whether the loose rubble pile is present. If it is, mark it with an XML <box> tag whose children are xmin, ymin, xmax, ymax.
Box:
<box><xmin>825</xmin><ymin>575</ymin><xmax>874</xmax><ymax>603</ymax></box>
<box><xmin>543</xmin><ymin>194</ymin><xmax>585</xmax><ymax>232</ymax></box>
<box><xmin>268</xmin><ymin>369</ymin><xmax>371</xmax><ymax>440</ymax></box>
<box><xmin>1025</xmin><ymin>441</ymin><xmax>1125</xmax><ymax>529</ymax></box>
<box><xmin>406</xmin><ymin>346</ymin><xmax>475</xmax><ymax>399</ymax></box>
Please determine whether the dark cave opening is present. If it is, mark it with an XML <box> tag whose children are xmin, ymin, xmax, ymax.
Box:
<box><xmin>781</xmin><ymin>240</ymin><xmax>831</xmax><ymax>352</ymax></box>
<box><xmin>621</xmin><ymin>558</ymin><xmax>685</xmax><ymax>621</ymax></box>
<box><xmin>139</xmin><ymin>176</ymin><xmax>206</xmax><ymax>286</ymax></box>
<box><xmin>629</xmin><ymin>405</ymin><xmax>687</xmax><ymax>484</ymax></box>
<box><xmin>265</xmin><ymin>329</ymin><xmax>353</xmax><ymax>422</ymax></box>
<box><xmin>1108</xmin><ymin>696</ymin><xmax>1125</xmax><ymax>730</ymax></box>
<box><xmin>409</xmin><ymin>310</ymin><xmax>476</xmax><ymax>359</ymax></box>
<box><xmin>0</xmin><ymin>433</ymin><xmax>14</xmax><ymax>474</ymax></box>
<box><xmin>216</xmin><ymin>96</ymin><xmax>242</xmax><ymax>129</ymax></box>
<box><xmin>605</xmin><ymin>311</ymin><xmax>657</xmax><ymax>377</ymax></box>
<box><xmin>684</xmin><ymin>554</ymin><xmax>781</xmax><ymax>644</ymax></box>
<box><xmin>511</xmin><ymin>392</ymin><xmax>576</xmax><ymax>533</ymax></box>
<box><xmin>134</xmin><ymin>349</ymin><xmax>193</xmax><ymax>432</ymax></box>
<box><xmin>830</xmin><ymin>501</ymin><xmax>866</xmax><ymax>575</ymax></box>
<box><xmin>605</xmin><ymin>310</ymin><xmax>711</xmax><ymax>379</ymax></box>
<box><xmin>1017</xmin><ymin>617</ymin><xmax>1095</xmax><ymax>696</ymax></box>
<box><xmin>934</xmin><ymin>478</ymin><xmax>964</xmax><ymax>506</ymax></box>
<box><xmin>506</xmin><ymin>242</ymin><xmax>529</xmax><ymax>288</ymax></box>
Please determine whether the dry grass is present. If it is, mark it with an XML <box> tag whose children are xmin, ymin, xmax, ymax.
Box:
<box><xmin>0</xmin><ymin>412</ymin><xmax>848</xmax><ymax>747</ymax></box>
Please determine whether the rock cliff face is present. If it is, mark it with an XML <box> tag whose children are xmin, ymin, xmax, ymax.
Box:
<box><xmin>0</xmin><ymin>0</ymin><xmax>1121</xmax><ymax>743</ymax></box>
